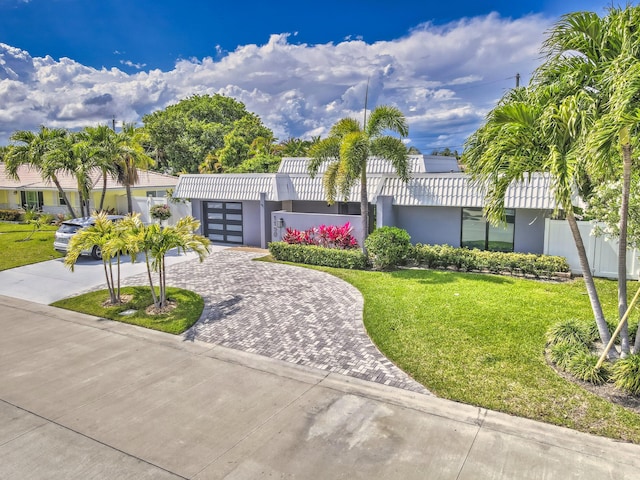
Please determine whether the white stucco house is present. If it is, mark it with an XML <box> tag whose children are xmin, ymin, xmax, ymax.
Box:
<box><xmin>173</xmin><ymin>155</ymin><xmax>559</xmax><ymax>257</ymax></box>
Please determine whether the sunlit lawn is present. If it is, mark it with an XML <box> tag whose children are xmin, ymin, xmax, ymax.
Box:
<box><xmin>305</xmin><ymin>263</ymin><xmax>640</xmax><ymax>443</ymax></box>
<box><xmin>52</xmin><ymin>286</ymin><xmax>204</xmax><ymax>334</ymax></box>
<box><xmin>0</xmin><ymin>222</ymin><xmax>62</xmax><ymax>271</ymax></box>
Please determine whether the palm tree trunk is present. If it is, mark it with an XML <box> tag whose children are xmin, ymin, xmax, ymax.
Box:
<box><xmin>144</xmin><ymin>252</ymin><xmax>159</xmax><ymax>307</ymax></box>
<box><xmin>360</xmin><ymin>167</ymin><xmax>369</xmax><ymax>256</ymax></box>
<box><xmin>99</xmin><ymin>167</ymin><xmax>108</xmax><ymax>212</ymax></box>
<box><xmin>619</xmin><ymin>144</ymin><xmax>631</xmax><ymax>355</ymax></box>
<box><xmin>567</xmin><ymin>211</ymin><xmax>617</xmax><ymax>358</ymax></box>
<box><xmin>126</xmin><ymin>183</ymin><xmax>133</xmax><ymax>214</ymax></box>
<box><xmin>52</xmin><ymin>176</ymin><xmax>77</xmax><ymax>218</ymax></box>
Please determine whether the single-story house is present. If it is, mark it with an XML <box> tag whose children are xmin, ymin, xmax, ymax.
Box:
<box><xmin>0</xmin><ymin>163</ymin><xmax>180</xmax><ymax>217</ymax></box>
<box><xmin>173</xmin><ymin>155</ymin><xmax>561</xmax><ymax>255</ymax></box>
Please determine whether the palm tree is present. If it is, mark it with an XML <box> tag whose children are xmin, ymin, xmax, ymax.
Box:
<box><xmin>464</xmin><ymin>85</ymin><xmax>617</xmax><ymax>358</ymax></box>
<box><xmin>6</xmin><ymin>126</ymin><xmax>78</xmax><ymax>218</ymax></box>
<box><xmin>308</xmin><ymin>105</ymin><xmax>410</xmax><ymax>252</ymax></box>
<box><xmin>64</xmin><ymin>212</ymin><xmax>124</xmax><ymax>304</ymax></box>
<box><xmin>115</xmin><ymin>123</ymin><xmax>154</xmax><ymax>214</ymax></box>
<box><xmin>537</xmin><ymin>6</ymin><xmax>640</xmax><ymax>354</ymax></box>
<box><xmin>81</xmin><ymin>125</ymin><xmax>121</xmax><ymax>212</ymax></box>
<box><xmin>143</xmin><ymin>216</ymin><xmax>209</xmax><ymax>308</ymax></box>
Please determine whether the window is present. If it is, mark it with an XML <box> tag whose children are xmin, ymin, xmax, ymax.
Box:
<box><xmin>146</xmin><ymin>190</ymin><xmax>167</xmax><ymax>197</ymax></box>
<box><xmin>461</xmin><ymin>208</ymin><xmax>514</xmax><ymax>252</ymax></box>
<box><xmin>58</xmin><ymin>192</ymin><xmax>67</xmax><ymax>206</ymax></box>
<box><xmin>20</xmin><ymin>191</ymin><xmax>44</xmax><ymax>210</ymax></box>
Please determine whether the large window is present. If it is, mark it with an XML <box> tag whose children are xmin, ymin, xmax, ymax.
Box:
<box><xmin>461</xmin><ymin>208</ymin><xmax>515</xmax><ymax>252</ymax></box>
<box><xmin>20</xmin><ymin>191</ymin><xmax>44</xmax><ymax>211</ymax></box>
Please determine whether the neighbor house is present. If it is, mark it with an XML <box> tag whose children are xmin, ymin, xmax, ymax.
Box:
<box><xmin>0</xmin><ymin>163</ymin><xmax>180</xmax><ymax>219</ymax></box>
<box><xmin>173</xmin><ymin>155</ymin><xmax>559</xmax><ymax>256</ymax></box>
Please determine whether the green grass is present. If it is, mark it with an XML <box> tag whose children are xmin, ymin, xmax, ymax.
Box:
<box><xmin>52</xmin><ymin>286</ymin><xmax>204</xmax><ymax>334</ymax></box>
<box><xmin>0</xmin><ymin>222</ymin><xmax>62</xmax><ymax>270</ymax></box>
<box><xmin>292</xmin><ymin>262</ymin><xmax>640</xmax><ymax>443</ymax></box>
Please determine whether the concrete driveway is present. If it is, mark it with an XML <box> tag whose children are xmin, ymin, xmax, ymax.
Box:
<box><xmin>0</xmin><ymin>246</ymin><xmax>226</xmax><ymax>304</ymax></box>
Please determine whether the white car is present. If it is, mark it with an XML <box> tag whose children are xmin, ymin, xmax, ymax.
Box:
<box><xmin>53</xmin><ymin>215</ymin><xmax>125</xmax><ymax>259</ymax></box>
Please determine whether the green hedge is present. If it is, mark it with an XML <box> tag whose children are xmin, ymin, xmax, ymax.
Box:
<box><xmin>412</xmin><ymin>244</ymin><xmax>570</xmax><ymax>278</ymax></box>
<box><xmin>0</xmin><ymin>209</ymin><xmax>22</xmax><ymax>221</ymax></box>
<box><xmin>268</xmin><ymin>242</ymin><xmax>368</xmax><ymax>270</ymax></box>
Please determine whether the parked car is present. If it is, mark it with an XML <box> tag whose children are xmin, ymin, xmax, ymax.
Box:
<box><xmin>53</xmin><ymin>215</ymin><xmax>125</xmax><ymax>259</ymax></box>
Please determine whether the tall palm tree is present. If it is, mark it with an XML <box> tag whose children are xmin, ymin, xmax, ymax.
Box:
<box><xmin>464</xmin><ymin>85</ymin><xmax>617</xmax><ymax>358</ymax></box>
<box><xmin>6</xmin><ymin>126</ymin><xmax>78</xmax><ymax>218</ymax></box>
<box><xmin>308</xmin><ymin>105</ymin><xmax>410</xmax><ymax>252</ymax></box>
<box><xmin>537</xmin><ymin>6</ymin><xmax>640</xmax><ymax>354</ymax></box>
<box><xmin>115</xmin><ymin>123</ymin><xmax>154</xmax><ymax>214</ymax></box>
<box><xmin>81</xmin><ymin>125</ymin><xmax>121</xmax><ymax>212</ymax></box>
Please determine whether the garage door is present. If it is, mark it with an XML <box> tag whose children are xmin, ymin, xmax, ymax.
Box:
<box><xmin>203</xmin><ymin>201</ymin><xmax>243</xmax><ymax>244</ymax></box>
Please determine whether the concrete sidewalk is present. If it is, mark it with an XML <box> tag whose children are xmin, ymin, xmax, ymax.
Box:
<box><xmin>1</xmin><ymin>296</ymin><xmax>639</xmax><ymax>479</ymax></box>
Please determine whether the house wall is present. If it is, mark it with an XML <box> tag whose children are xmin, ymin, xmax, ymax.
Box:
<box><xmin>513</xmin><ymin>209</ymin><xmax>549</xmax><ymax>254</ymax></box>
<box><xmin>290</xmin><ymin>201</ymin><xmax>360</xmax><ymax>215</ymax></box>
<box><xmin>393</xmin><ymin>206</ymin><xmax>462</xmax><ymax>247</ymax></box>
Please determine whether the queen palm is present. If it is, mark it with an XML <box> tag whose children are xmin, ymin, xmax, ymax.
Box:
<box><xmin>537</xmin><ymin>6</ymin><xmax>640</xmax><ymax>354</ymax></box>
<box><xmin>465</xmin><ymin>85</ymin><xmax>617</xmax><ymax>357</ymax></box>
<box><xmin>81</xmin><ymin>125</ymin><xmax>121</xmax><ymax>212</ymax></box>
<box><xmin>308</xmin><ymin>105</ymin><xmax>410</xmax><ymax>251</ymax></box>
<box><xmin>115</xmin><ymin>123</ymin><xmax>154</xmax><ymax>213</ymax></box>
<box><xmin>6</xmin><ymin>126</ymin><xmax>78</xmax><ymax>218</ymax></box>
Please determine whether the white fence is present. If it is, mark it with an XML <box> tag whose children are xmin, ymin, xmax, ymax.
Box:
<box><xmin>117</xmin><ymin>196</ymin><xmax>192</xmax><ymax>226</ymax></box>
<box><xmin>544</xmin><ymin>218</ymin><xmax>640</xmax><ymax>280</ymax></box>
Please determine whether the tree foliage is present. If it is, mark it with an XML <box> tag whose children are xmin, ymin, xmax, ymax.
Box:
<box><xmin>143</xmin><ymin>94</ymin><xmax>273</xmax><ymax>174</ymax></box>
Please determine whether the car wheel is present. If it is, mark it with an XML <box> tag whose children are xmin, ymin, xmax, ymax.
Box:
<box><xmin>91</xmin><ymin>245</ymin><xmax>102</xmax><ymax>260</ymax></box>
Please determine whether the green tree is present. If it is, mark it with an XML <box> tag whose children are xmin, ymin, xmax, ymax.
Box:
<box><xmin>115</xmin><ymin>123</ymin><xmax>154</xmax><ymax>214</ymax></box>
<box><xmin>64</xmin><ymin>212</ymin><xmax>126</xmax><ymax>304</ymax></box>
<box><xmin>143</xmin><ymin>94</ymin><xmax>271</xmax><ymax>174</ymax></box>
<box><xmin>308</xmin><ymin>105</ymin><xmax>410</xmax><ymax>252</ymax></box>
<box><xmin>464</xmin><ymin>85</ymin><xmax>617</xmax><ymax>357</ymax></box>
<box><xmin>216</xmin><ymin>116</ymin><xmax>274</xmax><ymax>171</ymax></box>
<box><xmin>142</xmin><ymin>217</ymin><xmax>210</xmax><ymax>308</ymax></box>
<box><xmin>537</xmin><ymin>6</ymin><xmax>640</xmax><ymax>354</ymax></box>
<box><xmin>6</xmin><ymin>126</ymin><xmax>78</xmax><ymax>218</ymax></box>
<box><xmin>80</xmin><ymin>125</ymin><xmax>121</xmax><ymax>212</ymax></box>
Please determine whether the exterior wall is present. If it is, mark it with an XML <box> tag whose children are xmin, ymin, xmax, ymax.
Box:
<box><xmin>271</xmin><ymin>211</ymin><xmax>365</xmax><ymax>246</ymax></box>
<box><xmin>513</xmin><ymin>209</ymin><xmax>549</xmax><ymax>254</ymax></box>
<box><xmin>242</xmin><ymin>201</ymin><xmax>262</xmax><ymax>246</ymax></box>
<box><xmin>393</xmin><ymin>206</ymin><xmax>462</xmax><ymax>247</ymax></box>
<box><xmin>263</xmin><ymin>201</ymin><xmax>282</xmax><ymax>245</ymax></box>
<box><xmin>290</xmin><ymin>201</ymin><xmax>360</xmax><ymax>215</ymax></box>
<box><xmin>376</xmin><ymin>196</ymin><xmax>395</xmax><ymax>228</ymax></box>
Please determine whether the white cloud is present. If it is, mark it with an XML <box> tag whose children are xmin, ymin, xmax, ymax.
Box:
<box><xmin>0</xmin><ymin>13</ymin><xmax>550</xmax><ymax>152</ymax></box>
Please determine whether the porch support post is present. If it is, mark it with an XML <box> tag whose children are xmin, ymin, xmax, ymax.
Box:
<box><xmin>259</xmin><ymin>192</ymin><xmax>267</xmax><ymax>249</ymax></box>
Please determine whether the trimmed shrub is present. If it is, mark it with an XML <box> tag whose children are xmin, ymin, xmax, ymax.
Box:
<box><xmin>282</xmin><ymin>222</ymin><xmax>358</xmax><ymax>249</ymax></box>
<box><xmin>412</xmin><ymin>243</ymin><xmax>570</xmax><ymax>278</ymax></box>
<box><xmin>365</xmin><ymin>226</ymin><xmax>411</xmax><ymax>270</ymax></box>
<box><xmin>568</xmin><ymin>352</ymin><xmax>611</xmax><ymax>385</ymax></box>
<box><xmin>612</xmin><ymin>354</ymin><xmax>640</xmax><ymax>395</ymax></box>
<box><xmin>546</xmin><ymin>319</ymin><xmax>592</xmax><ymax>348</ymax></box>
<box><xmin>0</xmin><ymin>209</ymin><xmax>22</xmax><ymax>221</ymax></box>
<box><xmin>268</xmin><ymin>242</ymin><xmax>367</xmax><ymax>269</ymax></box>
<box><xmin>550</xmin><ymin>343</ymin><xmax>589</xmax><ymax>371</ymax></box>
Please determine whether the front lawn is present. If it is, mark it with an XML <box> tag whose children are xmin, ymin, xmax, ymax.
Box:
<box><xmin>0</xmin><ymin>222</ymin><xmax>62</xmax><ymax>270</ymax></box>
<box><xmin>310</xmin><ymin>265</ymin><xmax>640</xmax><ymax>443</ymax></box>
<box><xmin>52</xmin><ymin>286</ymin><xmax>204</xmax><ymax>334</ymax></box>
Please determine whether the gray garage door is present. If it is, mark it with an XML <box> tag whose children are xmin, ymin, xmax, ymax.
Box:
<box><xmin>203</xmin><ymin>201</ymin><xmax>243</xmax><ymax>244</ymax></box>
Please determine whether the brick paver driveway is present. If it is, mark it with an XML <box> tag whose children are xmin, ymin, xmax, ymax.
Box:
<box><xmin>121</xmin><ymin>249</ymin><xmax>429</xmax><ymax>394</ymax></box>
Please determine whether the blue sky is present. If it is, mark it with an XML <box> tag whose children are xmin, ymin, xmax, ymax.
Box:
<box><xmin>0</xmin><ymin>0</ymin><xmax>620</xmax><ymax>153</ymax></box>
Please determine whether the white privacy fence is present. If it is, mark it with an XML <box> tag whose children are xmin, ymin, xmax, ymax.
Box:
<box><xmin>544</xmin><ymin>218</ymin><xmax>640</xmax><ymax>280</ymax></box>
<box><xmin>117</xmin><ymin>196</ymin><xmax>192</xmax><ymax>226</ymax></box>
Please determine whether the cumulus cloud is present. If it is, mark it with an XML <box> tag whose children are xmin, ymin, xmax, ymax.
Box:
<box><xmin>0</xmin><ymin>13</ymin><xmax>549</xmax><ymax>151</ymax></box>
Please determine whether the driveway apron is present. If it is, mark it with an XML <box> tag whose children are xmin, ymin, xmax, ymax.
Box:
<box><xmin>117</xmin><ymin>249</ymin><xmax>429</xmax><ymax>394</ymax></box>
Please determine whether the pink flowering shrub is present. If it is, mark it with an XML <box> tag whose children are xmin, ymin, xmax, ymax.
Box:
<box><xmin>282</xmin><ymin>222</ymin><xmax>358</xmax><ymax>249</ymax></box>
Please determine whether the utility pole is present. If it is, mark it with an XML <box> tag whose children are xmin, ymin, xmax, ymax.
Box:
<box><xmin>111</xmin><ymin>116</ymin><xmax>116</xmax><ymax>132</ymax></box>
<box><xmin>515</xmin><ymin>73</ymin><xmax>521</xmax><ymax>88</ymax></box>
